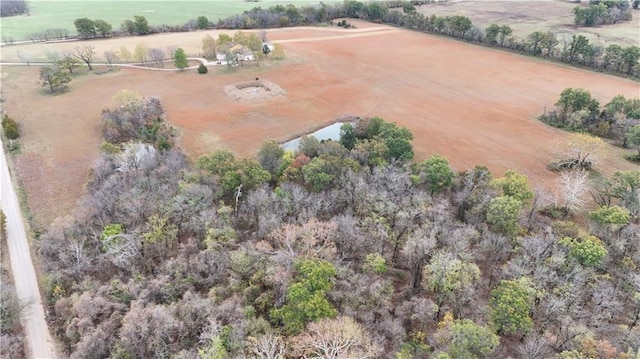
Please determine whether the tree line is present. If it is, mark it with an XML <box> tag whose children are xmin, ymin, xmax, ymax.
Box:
<box><xmin>573</xmin><ymin>0</ymin><xmax>633</xmax><ymax>27</ymax></box>
<box><xmin>0</xmin><ymin>0</ymin><xmax>28</xmax><ymax>17</ymax></box>
<box><xmin>541</xmin><ymin>88</ymin><xmax>640</xmax><ymax>163</ymax></box>
<box><xmin>372</xmin><ymin>3</ymin><xmax>640</xmax><ymax>78</ymax></box>
<box><xmin>33</xmin><ymin>91</ymin><xmax>640</xmax><ymax>358</ymax></box>
<box><xmin>7</xmin><ymin>1</ymin><xmax>636</xmax><ymax>79</ymax></box>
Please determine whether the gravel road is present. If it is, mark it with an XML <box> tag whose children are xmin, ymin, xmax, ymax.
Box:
<box><xmin>1</xmin><ymin>136</ymin><xmax>56</xmax><ymax>358</ymax></box>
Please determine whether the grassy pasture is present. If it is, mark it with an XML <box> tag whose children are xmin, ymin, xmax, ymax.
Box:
<box><xmin>1</xmin><ymin>0</ymin><xmax>335</xmax><ymax>41</ymax></box>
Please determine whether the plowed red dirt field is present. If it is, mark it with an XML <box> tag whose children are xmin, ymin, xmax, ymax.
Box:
<box><xmin>1</xmin><ymin>20</ymin><xmax>638</xmax><ymax>227</ymax></box>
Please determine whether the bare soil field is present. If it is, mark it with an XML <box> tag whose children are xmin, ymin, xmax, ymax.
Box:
<box><xmin>418</xmin><ymin>0</ymin><xmax>640</xmax><ymax>47</ymax></box>
<box><xmin>1</xmin><ymin>19</ymin><xmax>638</xmax><ymax>227</ymax></box>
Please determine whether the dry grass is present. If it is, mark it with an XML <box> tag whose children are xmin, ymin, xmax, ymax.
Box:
<box><xmin>418</xmin><ymin>0</ymin><xmax>640</xmax><ymax>47</ymax></box>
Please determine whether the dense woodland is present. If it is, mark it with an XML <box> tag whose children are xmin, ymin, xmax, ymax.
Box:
<box><xmin>21</xmin><ymin>91</ymin><xmax>639</xmax><ymax>358</ymax></box>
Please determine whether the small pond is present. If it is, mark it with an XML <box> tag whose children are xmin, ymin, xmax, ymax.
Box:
<box><xmin>282</xmin><ymin>122</ymin><xmax>349</xmax><ymax>151</ymax></box>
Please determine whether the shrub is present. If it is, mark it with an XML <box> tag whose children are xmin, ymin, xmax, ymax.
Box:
<box><xmin>197</xmin><ymin>62</ymin><xmax>208</xmax><ymax>74</ymax></box>
<box><xmin>1</xmin><ymin>114</ymin><xmax>19</xmax><ymax>140</ymax></box>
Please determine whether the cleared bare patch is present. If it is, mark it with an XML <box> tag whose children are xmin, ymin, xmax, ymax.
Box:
<box><xmin>224</xmin><ymin>80</ymin><xmax>286</xmax><ymax>102</ymax></box>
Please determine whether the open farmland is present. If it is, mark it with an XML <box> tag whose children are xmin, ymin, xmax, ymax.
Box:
<box><xmin>1</xmin><ymin>20</ymin><xmax>638</xmax><ymax>227</ymax></box>
<box><xmin>0</xmin><ymin>0</ymin><xmax>337</xmax><ymax>41</ymax></box>
<box><xmin>418</xmin><ymin>0</ymin><xmax>640</xmax><ymax>47</ymax></box>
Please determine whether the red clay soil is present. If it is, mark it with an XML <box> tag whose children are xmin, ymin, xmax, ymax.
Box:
<box><xmin>2</xmin><ymin>20</ymin><xmax>639</xmax><ymax>227</ymax></box>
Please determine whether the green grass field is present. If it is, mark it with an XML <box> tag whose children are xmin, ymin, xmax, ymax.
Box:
<box><xmin>1</xmin><ymin>0</ymin><xmax>336</xmax><ymax>41</ymax></box>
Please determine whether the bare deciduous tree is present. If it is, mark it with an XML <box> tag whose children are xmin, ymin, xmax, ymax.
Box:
<box><xmin>290</xmin><ymin>316</ymin><xmax>381</xmax><ymax>359</ymax></box>
<box><xmin>147</xmin><ymin>48</ymin><xmax>165</xmax><ymax>68</ymax></box>
<box><xmin>166</xmin><ymin>45</ymin><xmax>177</xmax><ymax>61</ymax></box>
<box><xmin>247</xmin><ymin>333</ymin><xmax>286</xmax><ymax>359</ymax></box>
<box><xmin>557</xmin><ymin>169</ymin><xmax>590</xmax><ymax>214</ymax></box>
<box><xmin>74</xmin><ymin>45</ymin><xmax>96</xmax><ymax>70</ymax></box>
<box><xmin>16</xmin><ymin>50</ymin><xmax>30</xmax><ymax>65</ymax></box>
<box><xmin>104</xmin><ymin>50</ymin><xmax>118</xmax><ymax>68</ymax></box>
<box><xmin>44</xmin><ymin>48</ymin><xmax>60</xmax><ymax>62</ymax></box>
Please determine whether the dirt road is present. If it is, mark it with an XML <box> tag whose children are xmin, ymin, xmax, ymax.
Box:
<box><xmin>0</xmin><ymin>136</ymin><xmax>56</xmax><ymax>358</ymax></box>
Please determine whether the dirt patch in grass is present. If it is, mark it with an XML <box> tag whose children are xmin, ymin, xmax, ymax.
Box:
<box><xmin>1</xmin><ymin>20</ymin><xmax>638</xmax><ymax>227</ymax></box>
<box><xmin>224</xmin><ymin>80</ymin><xmax>286</xmax><ymax>102</ymax></box>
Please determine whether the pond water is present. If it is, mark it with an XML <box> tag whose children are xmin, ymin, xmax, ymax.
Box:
<box><xmin>282</xmin><ymin>122</ymin><xmax>348</xmax><ymax>152</ymax></box>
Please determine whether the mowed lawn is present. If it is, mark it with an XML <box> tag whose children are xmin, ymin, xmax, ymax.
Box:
<box><xmin>1</xmin><ymin>0</ymin><xmax>336</xmax><ymax>41</ymax></box>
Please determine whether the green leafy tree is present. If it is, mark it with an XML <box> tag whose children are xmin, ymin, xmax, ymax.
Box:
<box><xmin>198</xmin><ymin>335</ymin><xmax>226</xmax><ymax>359</ymax></box>
<box><xmin>378</xmin><ymin>121</ymin><xmax>414</xmax><ymax>162</ymax></box>
<box><xmin>94</xmin><ymin>19</ymin><xmax>113</xmax><ymax>37</ymax></box>
<box><xmin>197</xmin><ymin>149</ymin><xmax>269</xmax><ymax>195</ymax></box>
<box><xmin>133</xmin><ymin>15</ymin><xmax>150</xmax><ymax>35</ymax></box>
<box><xmin>121</xmin><ymin>19</ymin><xmax>135</xmax><ymax>35</ymax></box>
<box><xmin>559</xmin><ymin>235</ymin><xmax>608</xmax><ymax>267</ymax></box>
<box><xmin>364</xmin><ymin>1</ymin><xmax>387</xmax><ymax>20</ymax></box>
<box><xmin>484</xmin><ymin>24</ymin><xmax>501</xmax><ymax>46</ymax></box>
<box><xmin>604</xmin><ymin>95</ymin><xmax>640</xmax><ymax>120</ymax></box>
<box><xmin>621</xmin><ymin>45</ymin><xmax>640</xmax><ymax>75</ymax></box>
<box><xmin>540</xmin><ymin>31</ymin><xmax>558</xmax><ymax>58</ymax></box>
<box><xmin>449</xmin><ymin>15</ymin><xmax>472</xmax><ymax>38</ymax></box>
<box><xmin>555</xmin><ymin>88</ymin><xmax>600</xmax><ymax>123</ymax></box>
<box><xmin>56</xmin><ymin>53</ymin><xmax>80</xmax><ymax>74</ymax></box>
<box><xmin>492</xmin><ymin>170</ymin><xmax>534</xmax><ymax>204</ymax></box>
<box><xmin>627</xmin><ymin>126</ymin><xmax>640</xmax><ymax>158</ymax></box>
<box><xmin>262</xmin><ymin>43</ymin><xmax>271</xmax><ymax>56</ymax></box>
<box><xmin>604</xmin><ymin>44</ymin><xmax>624</xmax><ymax>72</ymax></box>
<box><xmin>565</xmin><ymin>35</ymin><xmax>591</xmax><ymax>63</ymax></box>
<box><xmin>423</xmin><ymin>252</ymin><xmax>480</xmax><ymax>318</ymax></box>
<box><xmin>100</xmin><ymin>223</ymin><xmax>124</xmax><ymax>251</ymax></box>
<box><xmin>74</xmin><ymin>17</ymin><xmax>96</xmax><ymax>39</ymax></box>
<box><xmin>339</xmin><ymin>123</ymin><xmax>357</xmax><ymax>150</ymax></box>
<box><xmin>486</xmin><ymin>196</ymin><xmax>522</xmax><ymax>235</ymax></box>
<box><xmin>39</xmin><ymin>66</ymin><xmax>71</xmax><ymax>93</ymax></box>
<box><xmin>589</xmin><ymin>205</ymin><xmax>631</xmax><ymax>226</ymax></box>
<box><xmin>527</xmin><ymin>31</ymin><xmax>545</xmax><ymax>55</ymax></box>
<box><xmin>498</xmin><ymin>25</ymin><xmax>512</xmax><ymax>47</ymax></box>
<box><xmin>362</xmin><ymin>253</ymin><xmax>387</xmax><ymax>274</ymax></box>
<box><xmin>174</xmin><ymin>48</ymin><xmax>188</xmax><ymax>70</ymax></box>
<box><xmin>196</xmin><ymin>15</ymin><xmax>209</xmax><ymax>29</ymax></box>
<box><xmin>302</xmin><ymin>157</ymin><xmax>336</xmax><ymax>192</ymax></box>
<box><xmin>257</xmin><ymin>139</ymin><xmax>284</xmax><ymax>181</ymax></box>
<box><xmin>437</xmin><ymin>318</ymin><xmax>500</xmax><ymax>358</ymax></box>
<box><xmin>197</xmin><ymin>62</ymin><xmax>208</xmax><ymax>74</ymax></box>
<box><xmin>489</xmin><ymin>278</ymin><xmax>537</xmax><ymax>335</ymax></box>
<box><xmin>414</xmin><ymin>154</ymin><xmax>455</xmax><ymax>195</ymax></box>
<box><xmin>271</xmin><ymin>259</ymin><xmax>337</xmax><ymax>335</ymax></box>
<box><xmin>573</xmin><ymin>3</ymin><xmax>608</xmax><ymax>26</ymax></box>
<box><xmin>344</xmin><ymin>0</ymin><xmax>364</xmax><ymax>17</ymax></box>
<box><xmin>1</xmin><ymin>115</ymin><xmax>19</xmax><ymax>140</ymax></box>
